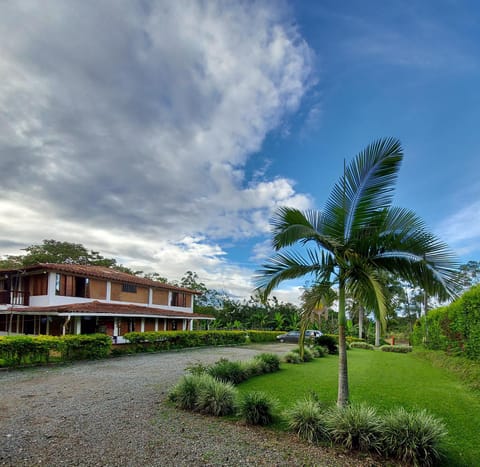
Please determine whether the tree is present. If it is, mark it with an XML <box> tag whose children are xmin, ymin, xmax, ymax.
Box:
<box><xmin>256</xmin><ymin>138</ymin><xmax>459</xmax><ymax>406</ymax></box>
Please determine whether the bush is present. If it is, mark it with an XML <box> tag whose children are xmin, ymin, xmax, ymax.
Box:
<box><xmin>284</xmin><ymin>397</ymin><xmax>329</xmax><ymax>443</ymax></box>
<box><xmin>412</xmin><ymin>284</ymin><xmax>480</xmax><ymax>360</ymax></box>
<box><xmin>382</xmin><ymin>407</ymin><xmax>447</xmax><ymax>466</ymax></box>
<box><xmin>284</xmin><ymin>351</ymin><xmax>302</xmax><ymax>364</ymax></box>
<box><xmin>292</xmin><ymin>346</ymin><xmax>314</xmax><ymax>362</ymax></box>
<box><xmin>240</xmin><ymin>359</ymin><xmax>264</xmax><ymax>378</ymax></box>
<box><xmin>195</xmin><ymin>376</ymin><xmax>237</xmax><ymax>416</ymax></box>
<box><xmin>254</xmin><ymin>353</ymin><xmax>281</xmax><ymax>373</ymax></box>
<box><xmin>380</xmin><ymin>344</ymin><xmax>412</xmax><ymax>353</ymax></box>
<box><xmin>350</xmin><ymin>342</ymin><xmax>374</xmax><ymax>350</ymax></box>
<box><xmin>311</xmin><ymin>345</ymin><xmax>328</xmax><ymax>358</ymax></box>
<box><xmin>207</xmin><ymin>358</ymin><xmax>247</xmax><ymax>384</ymax></box>
<box><xmin>238</xmin><ymin>391</ymin><xmax>277</xmax><ymax>426</ymax></box>
<box><xmin>326</xmin><ymin>404</ymin><xmax>383</xmax><ymax>453</ymax></box>
<box><xmin>124</xmin><ymin>330</ymin><xmax>248</xmax><ymax>352</ymax></box>
<box><xmin>168</xmin><ymin>373</ymin><xmax>212</xmax><ymax>410</ymax></box>
<box><xmin>247</xmin><ymin>331</ymin><xmax>284</xmax><ymax>343</ymax></box>
<box><xmin>61</xmin><ymin>334</ymin><xmax>111</xmax><ymax>360</ymax></box>
<box><xmin>314</xmin><ymin>335</ymin><xmax>338</xmax><ymax>354</ymax></box>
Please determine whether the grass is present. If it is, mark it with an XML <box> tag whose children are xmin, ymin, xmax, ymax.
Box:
<box><xmin>238</xmin><ymin>349</ymin><xmax>480</xmax><ymax>466</ymax></box>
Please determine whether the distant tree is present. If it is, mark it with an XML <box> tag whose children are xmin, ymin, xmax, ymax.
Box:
<box><xmin>459</xmin><ymin>260</ymin><xmax>480</xmax><ymax>289</ymax></box>
<box><xmin>0</xmin><ymin>239</ymin><xmax>118</xmax><ymax>268</ymax></box>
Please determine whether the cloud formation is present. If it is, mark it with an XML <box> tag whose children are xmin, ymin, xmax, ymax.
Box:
<box><xmin>0</xmin><ymin>1</ymin><xmax>314</xmax><ymax>298</ymax></box>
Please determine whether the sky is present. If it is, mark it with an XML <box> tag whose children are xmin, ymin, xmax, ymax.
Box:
<box><xmin>1</xmin><ymin>0</ymin><xmax>479</xmax><ymax>303</ymax></box>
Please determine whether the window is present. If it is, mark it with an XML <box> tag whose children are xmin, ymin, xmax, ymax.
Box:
<box><xmin>171</xmin><ymin>292</ymin><xmax>186</xmax><ymax>307</ymax></box>
<box><xmin>122</xmin><ymin>283</ymin><xmax>137</xmax><ymax>293</ymax></box>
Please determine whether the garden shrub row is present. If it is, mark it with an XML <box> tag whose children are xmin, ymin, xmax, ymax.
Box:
<box><xmin>350</xmin><ymin>342</ymin><xmax>374</xmax><ymax>350</ymax></box>
<box><xmin>0</xmin><ymin>334</ymin><xmax>111</xmax><ymax>367</ymax></box>
<box><xmin>412</xmin><ymin>284</ymin><xmax>480</xmax><ymax>360</ymax></box>
<box><xmin>169</xmin><ymin>353</ymin><xmax>281</xmax><ymax>423</ymax></box>
<box><xmin>379</xmin><ymin>344</ymin><xmax>412</xmax><ymax>353</ymax></box>
<box><xmin>286</xmin><ymin>397</ymin><xmax>447</xmax><ymax>466</ymax></box>
<box><xmin>247</xmin><ymin>330</ymin><xmax>284</xmax><ymax>343</ymax></box>
<box><xmin>124</xmin><ymin>330</ymin><xmax>248</xmax><ymax>352</ymax></box>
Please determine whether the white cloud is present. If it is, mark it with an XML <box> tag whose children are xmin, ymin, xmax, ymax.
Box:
<box><xmin>0</xmin><ymin>1</ymin><xmax>315</xmax><ymax>300</ymax></box>
<box><xmin>436</xmin><ymin>200</ymin><xmax>480</xmax><ymax>257</ymax></box>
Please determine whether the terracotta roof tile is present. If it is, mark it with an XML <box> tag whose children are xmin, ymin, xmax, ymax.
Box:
<box><xmin>11</xmin><ymin>301</ymin><xmax>214</xmax><ymax>319</ymax></box>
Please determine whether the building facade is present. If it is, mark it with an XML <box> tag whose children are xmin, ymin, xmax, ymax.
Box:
<box><xmin>0</xmin><ymin>263</ymin><xmax>213</xmax><ymax>341</ymax></box>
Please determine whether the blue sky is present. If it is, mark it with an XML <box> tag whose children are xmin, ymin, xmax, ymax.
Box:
<box><xmin>0</xmin><ymin>1</ymin><xmax>479</xmax><ymax>303</ymax></box>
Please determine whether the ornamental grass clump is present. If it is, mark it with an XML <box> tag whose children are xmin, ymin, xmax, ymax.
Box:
<box><xmin>382</xmin><ymin>407</ymin><xmax>447</xmax><ymax>466</ymax></box>
<box><xmin>284</xmin><ymin>397</ymin><xmax>329</xmax><ymax>443</ymax></box>
<box><xmin>238</xmin><ymin>391</ymin><xmax>278</xmax><ymax>426</ymax></box>
<box><xmin>326</xmin><ymin>403</ymin><xmax>383</xmax><ymax>453</ymax></box>
<box><xmin>254</xmin><ymin>353</ymin><xmax>281</xmax><ymax>373</ymax></box>
<box><xmin>311</xmin><ymin>345</ymin><xmax>328</xmax><ymax>358</ymax></box>
<box><xmin>292</xmin><ymin>346</ymin><xmax>314</xmax><ymax>362</ymax></box>
<box><xmin>168</xmin><ymin>373</ymin><xmax>213</xmax><ymax>410</ymax></box>
<box><xmin>207</xmin><ymin>358</ymin><xmax>247</xmax><ymax>384</ymax></box>
<box><xmin>195</xmin><ymin>376</ymin><xmax>237</xmax><ymax>416</ymax></box>
<box><xmin>284</xmin><ymin>351</ymin><xmax>302</xmax><ymax>364</ymax></box>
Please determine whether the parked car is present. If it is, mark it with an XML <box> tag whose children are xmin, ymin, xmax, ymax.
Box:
<box><xmin>276</xmin><ymin>330</ymin><xmax>322</xmax><ymax>343</ymax></box>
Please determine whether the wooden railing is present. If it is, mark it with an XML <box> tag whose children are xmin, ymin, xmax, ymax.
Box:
<box><xmin>0</xmin><ymin>290</ymin><xmax>30</xmax><ymax>306</ymax></box>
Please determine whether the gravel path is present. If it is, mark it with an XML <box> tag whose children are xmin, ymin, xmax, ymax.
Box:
<box><xmin>0</xmin><ymin>344</ymin><xmax>390</xmax><ymax>466</ymax></box>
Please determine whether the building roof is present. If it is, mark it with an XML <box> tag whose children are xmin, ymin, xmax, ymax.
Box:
<box><xmin>1</xmin><ymin>263</ymin><xmax>201</xmax><ymax>294</ymax></box>
<box><xmin>9</xmin><ymin>301</ymin><xmax>214</xmax><ymax>319</ymax></box>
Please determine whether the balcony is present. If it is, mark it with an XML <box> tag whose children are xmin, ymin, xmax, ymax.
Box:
<box><xmin>0</xmin><ymin>290</ymin><xmax>30</xmax><ymax>306</ymax></box>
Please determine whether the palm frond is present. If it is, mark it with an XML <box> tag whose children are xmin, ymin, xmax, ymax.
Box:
<box><xmin>323</xmin><ymin>137</ymin><xmax>403</xmax><ymax>241</ymax></box>
<box><xmin>270</xmin><ymin>207</ymin><xmax>341</xmax><ymax>252</ymax></box>
<box><xmin>254</xmin><ymin>249</ymin><xmax>334</xmax><ymax>298</ymax></box>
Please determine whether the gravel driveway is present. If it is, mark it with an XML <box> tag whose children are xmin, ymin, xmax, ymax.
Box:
<box><xmin>0</xmin><ymin>344</ymin><xmax>388</xmax><ymax>466</ymax></box>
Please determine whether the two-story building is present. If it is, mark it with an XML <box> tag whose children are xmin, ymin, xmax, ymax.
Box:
<box><xmin>0</xmin><ymin>263</ymin><xmax>214</xmax><ymax>341</ymax></box>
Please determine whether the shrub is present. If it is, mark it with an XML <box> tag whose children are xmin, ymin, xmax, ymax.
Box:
<box><xmin>380</xmin><ymin>344</ymin><xmax>412</xmax><ymax>353</ymax></box>
<box><xmin>207</xmin><ymin>358</ymin><xmax>247</xmax><ymax>384</ymax></box>
<box><xmin>284</xmin><ymin>351</ymin><xmax>302</xmax><ymax>364</ymax></box>
<box><xmin>314</xmin><ymin>335</ymin><xmax>338</xmax><ymax>354</ymax></box>
<box><xmin>168</xmin><ymin>373</ymin><xmax>212</xmax><ymax>410</ymax></box>
<box><xmin>326</xmin><ymin>404</ymin><xmax>383</xmax><ymax>453</ymax></box>
<box><xmin>254</xmin><ymin>353</ymin><xmax>281</xmax><ymax>373</ymax></box>
<box><xmin>284</xmin><ymin>397</ymin><xmax>329</xmax><ymax>443</ymax></box>
<box><xmin>292</xmin><ymin>346</ymin><xmax>314</xmax><ymax>362</ymax></box>
<box><xmin>247</xmin><ymin>331</ymin><xmax>284</xmax><ymax>343</ymax></box>
<box><xmin>240</xmin><ymin>359</ymin><xmax>264</xmax><ymax>378</ymax></box>
<box><xmin>195</xmin><ymin>376</ymin><xmax>237</xmax><ymax>416</ymax></box>
<box><xmin>238</xmin><ymin>391</ymin><xmax>278</xmax><ymax>425</ymax></box>
<box><xmin>382</xmin><ymin>407</ymin><xmax>447</xmax><ymax>466</ymax></box>
<box><xmin>350</xmin><ymin>342</ymin><xmax>374</xmax><ymax>350</ymax></box>
<box><xmin>311</xmin><ymin>345</ymin><xmax>328</xmax><ymax>358</ymax></box>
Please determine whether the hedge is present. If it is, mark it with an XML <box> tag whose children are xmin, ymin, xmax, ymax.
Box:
<box><xmin>412</xmin><ymin>284</ymin><xmax>480</xmax><ymax>360</ymax></box>
<box><xmin>0</xmin><ymin>334</ymin><xmax>111</xmax><ymax>367</ymax></box>
<box><xmin>247</xmin><ymin>331</ymin><xmax>284</xmax><ymax>343</ymax></box>
<box><xmin>123</xmin><ymin>330</ymin><xmax>248</xmax><ymax>352</ymax></box>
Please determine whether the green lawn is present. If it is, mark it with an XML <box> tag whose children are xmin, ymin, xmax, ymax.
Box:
<box><xmin>238</xmin><ymin>349</ymin><xmax>480</xmax><ymax>466</ymax></box>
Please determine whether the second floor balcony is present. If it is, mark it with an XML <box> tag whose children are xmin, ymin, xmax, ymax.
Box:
<box><xmin>0</xmin><ymin>290</ymin><xmax>30</xmax><ymax>306</ymax></box>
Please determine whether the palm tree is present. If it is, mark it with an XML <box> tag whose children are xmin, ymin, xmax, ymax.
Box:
<box><xmin>255</xmin><ymin>138</ymin><xmax>459</xmax><ymax>406</ymax></box>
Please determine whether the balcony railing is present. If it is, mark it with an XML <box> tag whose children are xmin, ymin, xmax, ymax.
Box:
<box><xmin>0</xmin><ymin>290</ymin><xmax>30</xmax><ymax>306</ymax></box>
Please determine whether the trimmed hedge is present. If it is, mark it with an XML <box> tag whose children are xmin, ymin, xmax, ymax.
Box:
<box><xmin>350</xmin><ymin>342</ymin><xmax>374</xmax><ymax>350</ymax></box>
<box><xmin>124</xmin><ymin>330</ymin><xmax>248</xmax><ymax>352</ymax></box>
<box><xmin>380</xmin><ymin>344</ymin><xmax>412</xmax><ymax>353</ymax></box>
<box><xmin>412</xmin><ymin>284</ymin><xmax>480</xmax><ymax>360</ymax></box>
<box><xmin>0</xmin><ymin>334</ymin><xmax>111</xmax><ymax>367</ymax></box>
<box><xmin>247</xmin><ymin>330</ymin><xmax>284</xmax><ymax>343</ymax></box>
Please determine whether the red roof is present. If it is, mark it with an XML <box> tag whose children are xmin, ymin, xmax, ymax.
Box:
<box><xmin>10</xmin><ymin>301</ymin><xmax>214</xmax><ymax>319</ymax></box>
<box><xmin>2</xmin><ymin>263</ymin><xmax>201</xmax><ymax>294</ymax></box>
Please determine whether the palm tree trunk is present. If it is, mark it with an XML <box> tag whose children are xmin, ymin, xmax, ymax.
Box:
<box><xmin>337</xmin><ymin>280</ymin><xmax>349</xmax><ymax>407</ymax></box>
<box><xmin>375</xmin><ymin>318</ymin><xmax>380</xmax><ymax>347</ymax></box>
<box><xmin>358</xmin><ymin>306</ymin><xmax>364</xmax><ymax>339</ymax></box>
